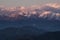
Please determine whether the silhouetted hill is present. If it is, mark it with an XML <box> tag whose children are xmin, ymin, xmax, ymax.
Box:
<box><xmin>37</xmin><ymin>31</ymin><xmax>60</xmax><ymax>40</ymax></box>
<box><xmin>17</xmin><ymin>31</ymin><xmax>60</xmax><ymax>40</ymax></box>
<box><xmin>0</xmin><ymin>26</ymin><xmax>60</xmax><ymax>40</ymax></box>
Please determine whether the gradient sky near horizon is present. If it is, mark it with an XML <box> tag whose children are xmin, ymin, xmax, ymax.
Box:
<box><xmin>0</xmin><ymin>0</ymin><xmax>60</xmax><ymax>7</ymax></box>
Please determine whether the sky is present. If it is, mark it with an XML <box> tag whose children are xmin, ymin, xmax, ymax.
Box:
<box><xmin>0</xmin><ymin>0</ymin><xmax>60</xmax><ymax>7</ymax></box>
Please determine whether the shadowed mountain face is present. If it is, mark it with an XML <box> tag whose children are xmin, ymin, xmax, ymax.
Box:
<box><xmin>0</xmin><ymin>14</ymin><xmax>60</xmax><ymax>40</ymax></box>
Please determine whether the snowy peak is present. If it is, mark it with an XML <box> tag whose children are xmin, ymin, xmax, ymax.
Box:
<box><xmin>0</xmin><ymin>3</ymin><xmax>60</xmax><ymax>20</ymax></box>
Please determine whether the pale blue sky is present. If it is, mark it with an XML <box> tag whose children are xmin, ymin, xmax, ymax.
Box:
<box><xmin>0</xmin><ymin>0</ymin><xmax>60</xmax><ymax>7</ymax></box>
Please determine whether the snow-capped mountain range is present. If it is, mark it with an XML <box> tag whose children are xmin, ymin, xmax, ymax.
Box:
<box><xmin>0</xmin><ymin>3</ymin><xmax>60</xmax><ymax>21</ymax></box>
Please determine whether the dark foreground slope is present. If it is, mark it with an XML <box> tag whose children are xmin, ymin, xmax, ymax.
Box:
<box><xmin>0</xmin><ymin>27</ymin><xmax>60</xmax><ymax>40</ymax></box>
<box><xmin>0</xmin><ymin>18</ymin><xmax>60</xmax><ymax>40</ymax></box>
<box><xmin>17</xmin><ymin>31</ymin><xmax>60</xmax><ymax>40</ymax></box>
